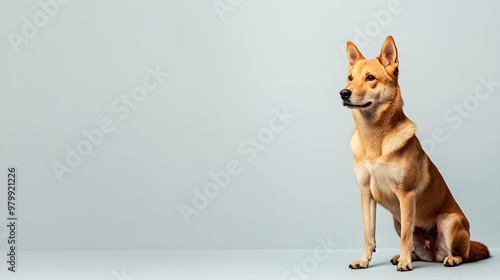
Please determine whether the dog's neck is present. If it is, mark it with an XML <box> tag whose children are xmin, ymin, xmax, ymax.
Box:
<box><xmin>352</xmin><ymin>92</ymin><xmax>409</xmax><ymax>155</ymax></box>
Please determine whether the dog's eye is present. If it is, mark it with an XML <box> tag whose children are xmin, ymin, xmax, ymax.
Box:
<box><xmin>348</xmin><ymin>75</ymin><xmax>353</xmax><ymax>81</ymax></box>
<box><xmin>366</xmin><ymin>75</ymin><xmax>376</xmax><ymax>81</ymax></box>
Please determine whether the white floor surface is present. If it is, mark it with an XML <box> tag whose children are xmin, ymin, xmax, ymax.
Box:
<box><xmin>0</xmin><ymin>248</ymin><xmax>498</xmax><ymax>280</ymax></box>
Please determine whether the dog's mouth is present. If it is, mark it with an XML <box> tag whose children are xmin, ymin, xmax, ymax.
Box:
<box><xmin>343</xmin><ymin>101</ymin><xmax>373</xmax><ymax>109</ymax></box>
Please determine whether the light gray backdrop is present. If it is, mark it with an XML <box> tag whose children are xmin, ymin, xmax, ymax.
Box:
<box><xmin>0</xmin><ymin>0</ymin><xmax>499</xmax><ymax>251</ymax></box>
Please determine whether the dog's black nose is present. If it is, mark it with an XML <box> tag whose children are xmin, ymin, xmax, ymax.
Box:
<box><xmin>340</xmin><ymin>89</ymin><xmax>352</xmax><ymax>100</ymax></box>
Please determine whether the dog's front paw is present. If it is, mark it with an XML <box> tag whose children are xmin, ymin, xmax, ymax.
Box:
<box><xmin>349</xmin><ymin>259</ymin><xmax>369</xmax><ymax>269</ymax></box>
<box><xmin>396</xmin><ymin>258</ymin><xmax>413</xmax><ymax>271</ymax></box>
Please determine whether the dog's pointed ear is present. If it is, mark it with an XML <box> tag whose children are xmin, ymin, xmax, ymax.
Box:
<box><xmin>379</xmin><ymin>35</ymin><xmax>398</xmax><ymax>68</ymax></box>
<box><xmin>346</xmin><ymin>41</ymin><xmax>364</xmax><ymax>66</ymax></box>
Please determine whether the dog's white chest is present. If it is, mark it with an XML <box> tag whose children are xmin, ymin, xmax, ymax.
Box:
<box><xmin>354</xmin><ymin>160</ymin><xmax>402</xmax><ymax>196</ymax></box>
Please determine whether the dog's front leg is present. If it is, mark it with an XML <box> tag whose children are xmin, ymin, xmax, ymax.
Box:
<box><xmin>394</xmin><ymin>190</ymin><xmax>416</xmax><ymax>271</ymax></box>
<box><xmin>349</xmin><ymin>188</ymin><xmax>376</xmax><ymax>269</ymax></box>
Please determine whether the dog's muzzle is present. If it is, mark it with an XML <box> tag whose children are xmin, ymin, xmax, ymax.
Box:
<box><xmin>339</xmin><ymin>88</ymin><xmax>372</xmax><ymax>108</ymax></box>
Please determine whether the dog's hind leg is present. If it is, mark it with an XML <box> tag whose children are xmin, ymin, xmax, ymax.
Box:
<box><xmin>437</xmin><ymin>213</ymin><xmax>470</xmax><ymax>267</ymax></box>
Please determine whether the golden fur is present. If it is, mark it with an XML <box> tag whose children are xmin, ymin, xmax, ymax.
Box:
<box><xmin>340</xmin><ymin>36</ymin><xmax>489</xmax><ymax>271</ymax></box>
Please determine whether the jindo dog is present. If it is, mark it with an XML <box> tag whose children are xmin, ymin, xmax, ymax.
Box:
<box><xmin>340</xmin><ymin>35</ymin><xmax>489</xmax><ymax>271</ymax></box>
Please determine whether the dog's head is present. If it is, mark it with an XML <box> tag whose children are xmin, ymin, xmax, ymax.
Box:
<box><xmin>340</xmin><ymin>36</ymin><xmax>400</xmax><ymax>113</ymax></box>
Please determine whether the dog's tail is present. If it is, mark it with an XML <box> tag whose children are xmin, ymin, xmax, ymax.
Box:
<box><xmin>464</xmin><ymin>241</ymin><xmax>490</xmax><ymax>262</ymax></box>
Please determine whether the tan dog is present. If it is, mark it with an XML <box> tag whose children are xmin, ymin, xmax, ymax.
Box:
<box><xmin>340</xmin><ymin>36</ymin><xmax>490</xmax><ymax>271</ymax></box>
